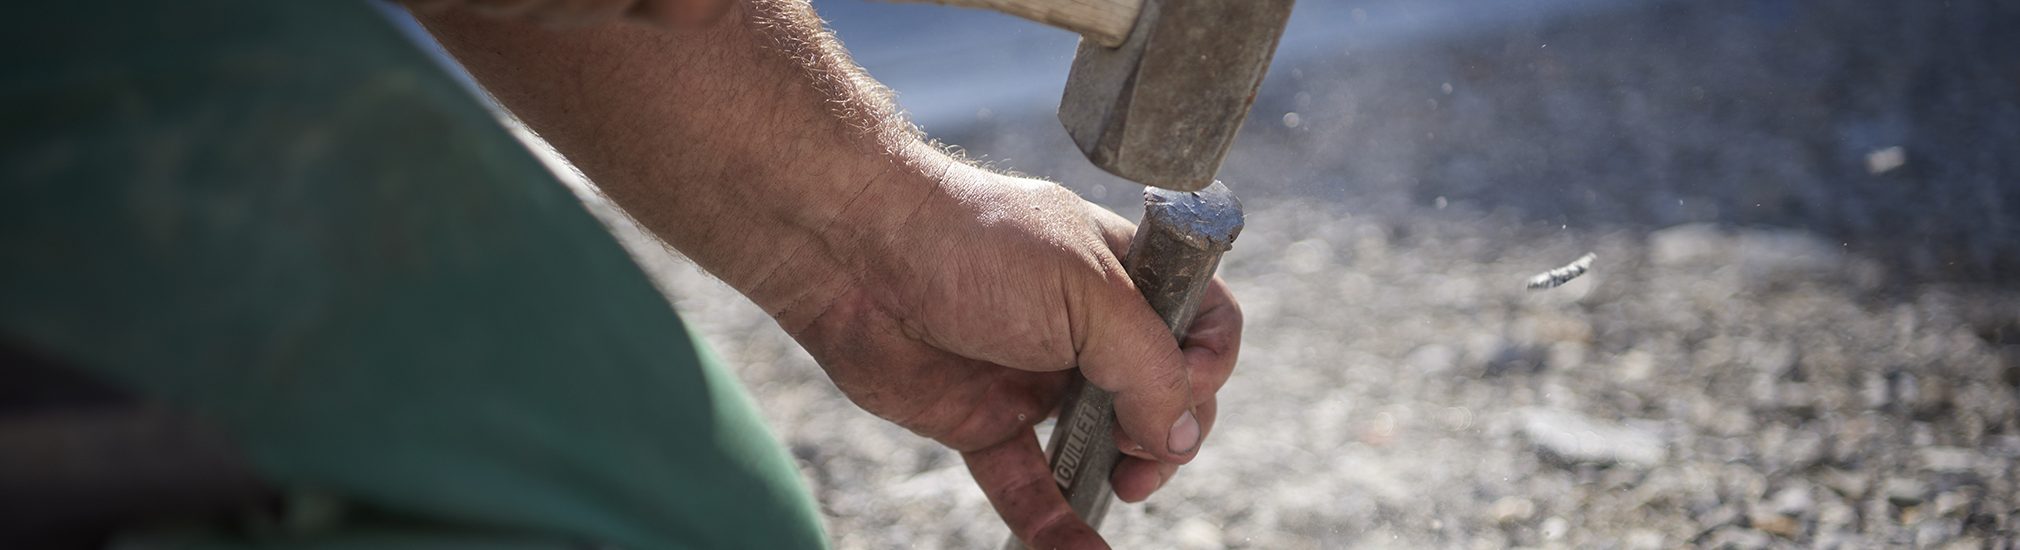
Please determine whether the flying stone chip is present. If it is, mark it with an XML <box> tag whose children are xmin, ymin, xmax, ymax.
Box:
<box><xmin>1527</xmin><ymin>252</ymin><xmax>1597</xmax><ymax>290</ymax></box>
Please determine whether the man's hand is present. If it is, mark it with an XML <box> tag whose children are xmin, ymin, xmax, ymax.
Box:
<box><xmin>416</xmin><ymin>2</ymin><xmax>1242</xmax><ymax>547</ymax></box>
<box><xmin>777</xmin><ymin>164</ymin><xmax>1242</xmax><ymax>547</ymax></box>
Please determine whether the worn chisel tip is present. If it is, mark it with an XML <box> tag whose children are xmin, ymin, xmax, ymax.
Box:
<box><xmin>1143</xmin><ymin>180</ymin><xmax>1244</xmax><ymax>249</ymax></box>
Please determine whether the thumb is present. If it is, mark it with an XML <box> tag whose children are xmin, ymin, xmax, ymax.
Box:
<box><xmin>1075</xmin><ymin>265</ymin><xmax>1199</xmax><ymax>464</ymax></box>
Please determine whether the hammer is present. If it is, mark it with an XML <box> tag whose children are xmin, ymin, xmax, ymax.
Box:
<box><xmin>894</xmin><ymin>0</ymin><xmax>1295</xmax><ymax>540</ymax></box>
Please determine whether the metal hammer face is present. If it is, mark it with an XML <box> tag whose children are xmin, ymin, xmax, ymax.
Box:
<box><xmin>1058</xmin><ymin>0</ymin><xmax>1296</xmax><ymax>191</ymax></box>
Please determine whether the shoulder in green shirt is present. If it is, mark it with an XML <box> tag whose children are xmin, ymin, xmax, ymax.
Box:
<box><xmin>0</xmin><ymin>2</ymin><xmax>825</xmax><ymax>548</ymax></box>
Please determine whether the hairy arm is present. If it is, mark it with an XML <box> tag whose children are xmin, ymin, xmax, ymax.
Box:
<box><xmin>417</xmin><ymin>1</ymin><xmax>929</xmax><ymax>327</ymax></box>
<box><xmin>414</xmin><ymin>4</ymin><xmax>1241</xmax><ymax>548</ymax></box>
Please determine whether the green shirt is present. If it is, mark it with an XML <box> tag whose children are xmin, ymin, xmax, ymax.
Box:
<box><xmin>0</xmin><ymin>2</ymin><xmax>825</xmax><ymax>547</ymax></box>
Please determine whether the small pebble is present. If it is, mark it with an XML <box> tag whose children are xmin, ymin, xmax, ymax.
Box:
<box><xmin>1916</xmin><ymin>447</ymin><xmax>1981</xmax><ymax>474</ymax></box>
<box><xmin>1707</xmin><ymin>526</ymin><xmax>1773</xmax><ymax>550</ymax></box>
<box><xmin>1932</xmin><ymin>490</ymin><xmax>1975</xmax><ymax>518</ymax></box>
<box><xmin>1517</xmin><ymin>408</ymin><xmax>1666</xmax><ymax>466</ymax></box>
<box><xmin>1817</xmin><ymin>468</ymin><xmax>1871</xmax><ymax>499</ymax></box>
<box><xmin>1750</xmin><ymin>511</ymin><xmax>1801</xmax><ymax>538</ymax></box>
<box><xmin>1884</xmin><ymin>478</ymin><xmax>1932</xmax><ymax>506</ymax></box>
<box><xmin>1541</xmin><ymin>516</ymin><xmax>1569</xmax><ymax>540</ymax></box>
<box><xmin>1626</xmin><ymin>529</ymin><xmax>1665</xmax><ymax>550</ymax></box>
<box><xmin>1174</xmin><ymin>517</ymin><xmax>1225</xmax><ymax>550</ymax></box>
<box><xmin>1490</xmin><ymin>497</ymin><xmax>1535</xmax><ymax>524</ymax></box>
<box><xmin>1770</xmin><ymin>485</ymin><xmax>1816</xmax><ymax>516</ymax></box>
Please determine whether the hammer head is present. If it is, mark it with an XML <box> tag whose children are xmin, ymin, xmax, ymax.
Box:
<box><xmin>1059</xmin><ymin>0</ymin><xmax>1296</xmax><ymax>192</ymax></box>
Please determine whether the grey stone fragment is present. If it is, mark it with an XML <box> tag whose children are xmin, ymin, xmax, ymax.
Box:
<box><xmin>1516</xmin><ymin>408</ymin><xmax>1667</xmax><ymax>466</ymax></box>
<box><xmin>1769</xmin><ymin>485</ymin><xmax>1816</xmax><ymax>516</ymax></box>
<box><xmin>1704</xmin><ymin>526</ymin><xmax>1773</xmax><ymax>550</ymax></box>
<box><xmin>1916</xmin><ymin>447</ymin><xmax>1983</xmax><ymax>474</ymax></box>
<box><xmin>1174</xmin><ymin>517</ymin><xmax>1225</xmax><ymax>550</ymax></box>
<box><xmin>1817</xmin><ymin>468</ymin><xmax>1872</xmax><ymax>500</ymax></box>
<box><xmin>1884</xmin><ymin>478</ymin><xmax>1932</xmax><ymax>506</ymax></box>
<box><xmin>1489</xmin><ymin>496</ymin><xmax>1536</xmax><ymax>524</ymax></box>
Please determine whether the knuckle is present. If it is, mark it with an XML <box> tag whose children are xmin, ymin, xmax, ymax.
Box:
<box><xmin>1097</xmin><ymin>255</ymin><xmax>1135</xmax><ymax>289</ymax></box>
<box><xmin>1143</xmin><ymin>353</ymin><xmax>1191</xmax><ymax>397</ymax></box>
<box><xmin>1036</xmin><ymin>181</ymin><xmax>1082</xmax><ymax>204</ymax></box>
<box><xmin>992</xmin><ymin>467</ymin><xmax>1053</xmax><ymax>504</ymax></box>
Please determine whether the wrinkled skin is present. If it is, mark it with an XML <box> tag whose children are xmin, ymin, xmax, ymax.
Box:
<box><xmin>783</xmin><ymin>169</ymin><xmax>1243</xmax><ymax>548</ymax></box>
<box><xmin>412</xmin><ymin>3</ymin><xmax>1245</xmax><ymax>547</ymax></box>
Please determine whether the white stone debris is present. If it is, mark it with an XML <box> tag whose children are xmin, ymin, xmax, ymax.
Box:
<box><xmin>1526</xmin><ymin>252</ymin><xmax>1597</xmax><ymax>290</ymax></box>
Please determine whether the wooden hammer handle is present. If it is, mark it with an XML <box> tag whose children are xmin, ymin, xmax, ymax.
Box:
<box><xmin>887</xmin><ymin>0</ymin><xmax>1142</xmax><ymax>47</ymax></box>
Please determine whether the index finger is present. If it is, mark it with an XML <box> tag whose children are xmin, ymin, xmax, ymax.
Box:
<box><xmin>963</xmin><ymin>428</ymin><xmax>1109</xmax><ymax>549</ymax></box>
<box><xmin>1182</xmin><ymin>277</ymin><xmax>1242</xmax><ymax>401</ymax></box>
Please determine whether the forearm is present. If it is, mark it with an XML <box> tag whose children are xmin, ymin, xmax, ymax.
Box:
<box><xmin>414</xmin><ymin>1</ymin><xmax>946</xmax><ymax>320</ymax></box>
<box><xmin>412</xmin><ymin>7</ymin><xmax>1237</xmax><ymax>544</ymax></box>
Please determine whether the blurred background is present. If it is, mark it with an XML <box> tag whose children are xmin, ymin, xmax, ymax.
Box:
<box><xmin>544</xmin><ymin>0</ymin><xmax>2020</xmax><ymax>547</ymax></box>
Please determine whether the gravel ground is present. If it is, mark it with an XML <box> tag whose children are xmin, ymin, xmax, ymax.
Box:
<box><xmin>554</xmin><ymin>0</ymin><xmax>2020</xmax><ymax>547</ymax></box>
<box><xmin>604</xmin><ymin>202</ymin><xmax>2019</xmax><ymax>549</ymax></box>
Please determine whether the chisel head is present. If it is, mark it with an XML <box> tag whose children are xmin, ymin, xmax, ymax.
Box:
<box><xmin>1127</xmin><ymin>180</ymin><xmax>1243</xmax><ymax>339</ymax></box>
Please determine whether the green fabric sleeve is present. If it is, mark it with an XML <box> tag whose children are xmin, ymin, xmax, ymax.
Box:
<box><xmin>0</xmin><ymin>2</ymin><xmax>826</xmax><ymax>548</ymax></box>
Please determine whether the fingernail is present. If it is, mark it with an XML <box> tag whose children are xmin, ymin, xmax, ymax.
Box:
<box><xmin>1167</xmin><ymin>409</ymin><xmax>1200</xmax><ymax>454</ymax></box>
